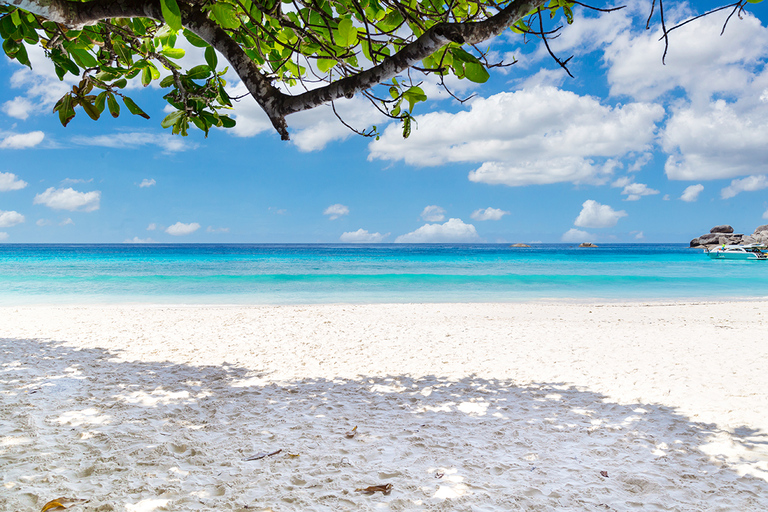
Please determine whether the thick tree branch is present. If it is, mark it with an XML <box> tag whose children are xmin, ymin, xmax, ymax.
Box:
<box><xmin>279</xmin><ymin>0</ymin><xmax>547</xmax><ymax>117</ymax></box>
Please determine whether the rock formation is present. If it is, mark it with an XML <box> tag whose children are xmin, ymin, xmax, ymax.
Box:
<box><xmin>578</xmin><ymin>242</ymin><xmax>598</xmax><ymax>248</ymax></box>
<box><xmin>690</xmin><ymin>224</ymin><xmax>768</xmax><ymax>248</ymax></box>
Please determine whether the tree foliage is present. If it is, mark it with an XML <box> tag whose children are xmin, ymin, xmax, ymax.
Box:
<box><xmin>0</xmin><ymin>0</ymin><xmax>762</xmax><ymax>140</ymax></box>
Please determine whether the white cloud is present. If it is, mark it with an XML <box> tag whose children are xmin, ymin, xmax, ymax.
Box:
<box><xmin>0</xmin><ymin>231</ymin><xmax>7</xmax><ymax>240</ymax></box>
<box><xmin>165</xmin><ymin>222</ymin><xmax>200</xmax><ymax>236</ymax></box>
<box><xmin>561</xmin><ymin>228</ymin><xmax>593</xmax><ymax>243</ymax></box>
<box><xmin>620</xmin><ymin>182</ymin><xmax>660</xmax><ymax>201</ymax></box>
<box><xmin>340</xmin><ymin>229</ymin><xmax>390</xmax><ymax>243</ymax></box>
<box><xmin>421</xmin><ymin>205</ymin><xmax>446</xmax><ymax>222</ymax></box>
<box><xmin>124</xmin><ymin>237</ymin><xmax>156</xmax><ymax>243</ymax></box>
<box><xmin>61</xmin><ymin>178</ymin><xmax>92</xmax><ymax>186</ymax></box>
<box><xmin>36</xmin><ymin>219</ymin><xmax>50</xmax><ymax>227</ymax></box>
<box><xmin>395</xmin><ymin>218</ymin><xmax>480</xmax><ymax>243</ymax></box>
<box><xmin>2</xmin><ymin>96</ymin><xmax>35</xmax><ymax>120</ymax></box>
<box><xmin>0</xmin><ymin>171</ymin><xmax>27</xmax><ymax>191</ymax></box>
<box><xmin>59</xmin><ymin>218</ymin><xmax>73</xmax><ymax>226</ymax></box>
<box><xmin>470</xmin><ymin>207</ymin><xmax>510</xmax><ymax>221</ymax></box>
<box><xmin>663</xmin><ymin>100</ymin><xmax>768</xmax><ymax>180</ymax></box>
<box><xmin>721</xmin><ymin>175</ymin><xmax>768</xmax><ymax>199</ymax></box>
<box><xmin>72</xmin><ymin>132</ymin><xmax>193</xmax><ymax>153</ymax></box>
<box><xmin>206</xmin><ymin>226</ymin><xmax>230</xmax><ymax>233</ymax></box>
<box><xmin>33</xmin><ymin>187</ymin><xmax>101</xmax><ymax>212</ymax></box>
<box><xmin>0</xmin><ymin>210</ymin><xmax>25</xmax><ymax>228</ymax></box>
<box><xmin>632</xmin><ymin>230</ymin><xmax>645</xmax><ymax>240</ymax></box>
<box><xmin>369</xmin><ymin>87</ymin><xmax>663</xmax><ymax>187</ymax></box>
<box><xmin>147</xmin><ymin>223</ymin><xmax>157</xmax><ymax>231</ymax></box>
<box><xmin>323</xmin><ymin>203</ymin><xmax>349</xmax><ymax>220</ymax></box>
<box><xmin>680</xmin><ymin>184</ymin><xmax>704</xmax><ymax>202</ymax></box>
<box><xmin>574</xmin><ymin>200</ymin><xmax>627</xmax><ymax>228</ymax></box>
<box><xmin>0</xmin><ymin>131</ymin><xmax>45</xmax><ymax>149</ymax></box>
<box><xmin>139</xmin><ymin>179</ymin><xmax>156</xmax><ymax>188</ymax></box>
<box><xmin>764</xmin><ymin>208</ymin><xmax>768</xmax><ymax>220</ymax></box>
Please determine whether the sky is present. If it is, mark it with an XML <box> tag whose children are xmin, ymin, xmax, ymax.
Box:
<box><xmin>1</xmin><ymin>0</ymin><xmax>768</xmax><ymax>244</ymax></box>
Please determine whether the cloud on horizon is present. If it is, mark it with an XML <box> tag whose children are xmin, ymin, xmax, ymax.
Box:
<box><xmin>395</xmin><ymin>218</ymin><xmax>480</xmax><ymax>243</ymax></box>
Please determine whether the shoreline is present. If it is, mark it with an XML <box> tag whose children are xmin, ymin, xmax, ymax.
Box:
<box><xmin>3</xmin><ymin>301</ymin><xmax>768</xmax><ymax>510</ymax></box>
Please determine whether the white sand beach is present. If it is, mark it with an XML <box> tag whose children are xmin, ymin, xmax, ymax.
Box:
<box><xmin>2</xmin><ymin>301</ymin><xmax>768</xmax><ymax>511</ymax></box>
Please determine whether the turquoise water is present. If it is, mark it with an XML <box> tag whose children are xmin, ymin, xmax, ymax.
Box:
<box><xmin>0</xmin><ymin>244</ymin><xmax>766</xmax><ymax>304</ymax></box>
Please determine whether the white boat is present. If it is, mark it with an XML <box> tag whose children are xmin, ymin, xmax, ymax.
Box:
<box><xmin>705</xmin><ymin>244</ymin><xmax>768</xmax><ymax>260</ymax></box>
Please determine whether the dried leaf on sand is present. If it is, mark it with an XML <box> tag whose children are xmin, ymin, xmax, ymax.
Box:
<box><xmin>40</xmin><ymin>498</ymin><xmax>87</xmax><ymax>511</ymax></box>
<box><xmin>243</xmin><ymin>449</ymin><xmax>282</xmax><ymax>461</ymax></box>
<box><xmin>345</xmin><ymin>426</ymin><xmax>358</xmax><ymax>438</ymax></box>
<box><xmin>356</xmin><ymin>483</ymin><xmax>393</xmax><ymax>495</ymax></box>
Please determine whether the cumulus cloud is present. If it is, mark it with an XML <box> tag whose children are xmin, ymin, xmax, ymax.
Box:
<box><xmin>620</xmin><ymin>182</ymin><xmax>660</xmax><ymax>201</ymax></box>
<box><xmin>124</xmin><ymin>237</ymin><xmax>156</xmax><ymax>243</ymax></box>
<box><xmin>368</xmin><ymin>87</ymin><xmax>663</xmax><ymax>187</ymax></box>
<box><xmin>0</xmin><ymin>210</ymin><xmax>25</xmax><ymax>228</ymax></box>
<box><xmin>139</xmin><ymin>178</ymin><xmax>156</xmax><ymax>188</ymax></box>
<box><xmin>470</xmin><ymin>207</ymin><xmax>510</xmax><ymax>221</ymax></box>
<box><xmin>165</xmin><ymin>222</ymin><xmax>200</xmax><ymax>236</ymax></box>
<box><xmin>574</xmin><ymin>200</ymin><xmax>627</xmax><ymax>228</ymax></box>
<box><xmin>0</xmin><ymin>171</ymin><xmax>27</xmax><ymax>191</ymax></box>
<box><xmin>340</xmin><ymin>229</ymin><xmax>390</xmax><ymax>243</ymax></box>
<box><xmin>324</xmin><ymin>203</ymin><xmax>349</xmax><ymax>220</ymax></box>
<box><xmin>59</xmin><ymin>218</ymin><xmax>73</xmax><ymax>226</ymax></box>
<box><xmin>663</xmin><ymin>101</ymin><xmax>768</xmax><ymax>180</ymax></box>
<box><xmin>395</xmin><ymin>218</ymin><xmax>480</xmax><ymax>243</ymax></box>
<box><xmin>2</xmin><ymin>96</ymin><xmax>35</xmax><ymax>120</ymax></box>
<box><xmin>561</xmin><ymin>228</ymin><xmax>594</xmax><ymax>243</ymax></box>
<box><xmin>421</xmin><ymin>205</ymin><xmax>446</xmax><ymax>222</ymax></box>
<box><xmin>36</xmin><ymin>219</ymin><xmax>50</xmax><ymax>227</ymax></box>
<box><xmin>720</xmin><ymin>175</ymin><xmax>768</xmax><ymax>199</ymax></box>
<box><xmin>147</xmin><ymin>223</ymin><xmax>157</xmax><ymax>231</ymax></box>
<box><xmin>33</xmin><ymin>187</ymin><xmax>101</xmax><ymax>212</ymax></box>
<box><xmin>632</xmin><ymin>230</ymin><xmax>645</xmax><ymax>240</ymax></box>
<box><xmin>206</xmin><ymin>226</ymin><xmax>230</xmax><ymax>233</ymax></box>
<box><xmin>680</xmin><ymin>184</ymin><xmax>704</xmax><ymax>202</ymax></box>
<box><xmin>0</xmin><ymin>131</ymin><xmax>45</xmax><ymax>149</ymax></box>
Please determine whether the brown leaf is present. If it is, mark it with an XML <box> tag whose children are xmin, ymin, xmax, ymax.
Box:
<box><xmin>243</xmin><ymin>449</ymin><xmax>282</xmax><ymax>461</ymax></box>
<box><xmin>345</xmin><ymin>426</ymin><xmax>358</xmax><ymax>438</ymax></box>
<box><xmin>355</xmin><ymin>483</ymin><xmax>392</xmax><ymax>495</ymax></box>
<box><xmin>41</xmin><ymin>497</ymin><xmax>87</xmax><ymax>511</ymax></box>
<box><xmin>600</xmin><ymin>471</ymin><xmax>609</xmax><ymax>478</ymax></box>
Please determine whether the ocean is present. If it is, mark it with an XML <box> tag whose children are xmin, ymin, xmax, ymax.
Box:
<box><xmin>0</xmin><ymin>243</ymin><xmax>766</xmax><ymax>304</ymax></box>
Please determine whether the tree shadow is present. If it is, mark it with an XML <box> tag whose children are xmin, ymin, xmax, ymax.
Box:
<box><xmin>2</xmin><ymin>336</ymin><xmax>768</xmax><ymax>512</ymax></box>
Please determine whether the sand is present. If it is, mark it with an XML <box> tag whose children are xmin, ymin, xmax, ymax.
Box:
<box><xmin>2</xmin><ymin>301</ymin><xmax>768</xmax><ymax>511</ymax></box>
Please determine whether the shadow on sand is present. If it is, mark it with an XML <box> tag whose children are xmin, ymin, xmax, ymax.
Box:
<box><xmin>2</xmin><ymin>336</ymin><xmax>768</xmax><ymax>511</ymax></box>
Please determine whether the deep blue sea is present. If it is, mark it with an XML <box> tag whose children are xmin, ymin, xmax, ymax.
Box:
<box><xmin>0</xmin><ymin>243</ymin><xmax>766</xmax><ymax>304</ymax></box>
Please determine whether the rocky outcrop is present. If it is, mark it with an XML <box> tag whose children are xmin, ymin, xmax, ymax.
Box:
<box><xmin>578</xmin><ymin>242</ymin><xmax>598</xmax><ymax>248</ymax></box>
<box><xmin>509</xmin><ymin>243</ymin><xmax>531</xmax><ymax>248</ymax></box>
<box><xmin>691</xmin><ymin>224</ymin><xmax>768</xmax><ymax>248</ymax></box>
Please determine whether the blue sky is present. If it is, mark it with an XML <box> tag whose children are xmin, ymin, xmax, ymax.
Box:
<box><xmin>1</xmin><ymin>0</ymin><xmax>768</xmax><ymax>243</ymax></box>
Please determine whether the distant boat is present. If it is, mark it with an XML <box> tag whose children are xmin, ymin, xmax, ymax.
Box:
<box><xmin>705</xmin><ymin>244</ymin><xmax>768</xmax><ymax>260</ymax></box>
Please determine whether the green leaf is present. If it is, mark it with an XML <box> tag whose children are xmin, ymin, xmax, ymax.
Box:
<box><xmin>210</xmin><ymin>3</ymin><xmax>241</xmax><ymax>29</ymax></box>
<box><xmin>70</xmin><ymin>48</ymin><xmax>98</xmax><ymax>68</ymax></box>
<box><xmin>463</xmin><ymin>61</ymin><xmax>490</xmax><ymax>83</ymax></box>
<box><xmin>161</xmin><ymin>0</ymin><xmax>183</xmax><ymax>32</ymax></box>
<box><xmin>81</xmin><ymin>99</ymin><xmax>101</xmax><ymax>121</ymax></box>
<box><xmin>204</xmin><ymin>46</ymin><xmax>218</xmax><ymax>70</ymax></box>
<box><xmin>161</xmin><ymin>110</ymin><xmax>184</xmax><ymax>128</ymax></box>
<box><xmin>161</xmin><ymin>47</ymin><xmax>186</xmax><ymax>59</ymax></box>
<box><xmin>141</xmin><ymin>67</ymin><xmax>152</xmax><ymax>86</ymax></box>
<box><xmin>402</xmin><ymin>86</ymin><xmax>427</xmax><ymax>112</ymax></box>
<box><xmin>113</xmin><ymin>78</ymin><xmax>128</xmax><ymax>89</ymax></box>
<box><xmin>316</xmin><ymin>58</ymin><xmax>336</xmax><ymax>73</ymax></box>
<box><xmin>183</xmin><ymin>29</ymin><xmax>208</xmax><ymax>47</ymax></box>
<box><xmin>107</xmin><ymin>94</ymin><xmax>120</xmax><ymax>118</ymax></box>
<box><xmin>54</xmin><ymin>95</ymin><xmax>76</xmax><ymax>127</ymax></box>
<box><xmin>219</xmin><ymin>115</ymin><xmax>236</xmax><ymax>128</ymax></box>
<box><xmin>95</xmin><ymin>91</ymin><xmax>107</xmax><ymax>112</ymax></box>
<box><xmin>187</xmin><ymin>64</ymin><xmax>211</xmax><ymax>79</ymax></box>
<box><xmin>159</xmin><ymin>75</ymin><xmax>176</xmax><ymax>88</ymax></box>
<box><xmin>123</xmin><ymin>96</ymin><xmax>150</xmax><ymax>119</ymax></box>
<box><xmin>336</xmin><ymin>18</ymin><xmax>358</xmax><ymax>47</ymax></box>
